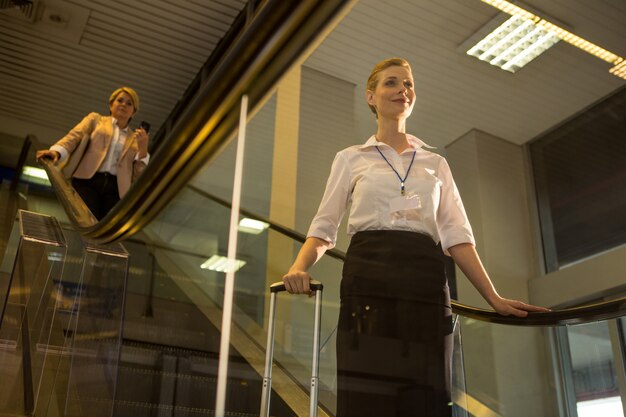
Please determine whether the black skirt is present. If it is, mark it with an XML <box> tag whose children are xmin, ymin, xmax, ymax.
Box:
<box><xmin>337</xmin><ymin>230</ymin><xmax>453</xmax><ymax>417</ymax></box>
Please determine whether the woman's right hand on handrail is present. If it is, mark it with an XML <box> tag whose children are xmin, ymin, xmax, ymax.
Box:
<box><xmin>36</xmin><ymin>149</ymin><xmax>60</xmax><ymax>164</ymax></box>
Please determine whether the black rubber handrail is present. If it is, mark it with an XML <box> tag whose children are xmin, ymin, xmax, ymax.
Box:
<box><xmin>148</xmin><ymin>0</ymin><xmax>262</xmax><ymax>153</ymax></box>
<box><xmin>452</xmin><ymin>297</ymin><xmax>626</xmax><ymax>326</ymax></box>
<box><xmin>187</xmin><ymin>186</ymin><xmax>626</xmax><ymax>327</ymax></box>
<box><xmin>32</xmin><ymin>136</ymin><xmax>98</xmax><ymax>228</ymax></box>
<box><xmin>62</xmin><ymin>0</ymin><xmax>355</xmax><ymax>243</ymax></box>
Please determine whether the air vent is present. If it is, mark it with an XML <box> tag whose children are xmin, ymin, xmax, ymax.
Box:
<box><xmin>0</xmin><ymin>0</ymin><xmax>37</xmax><ymax>21</ymax></box>
<box><xmin>0</xmin><ymin>0</ymin><xmax>88</xmax><ymax>43</ymax></box>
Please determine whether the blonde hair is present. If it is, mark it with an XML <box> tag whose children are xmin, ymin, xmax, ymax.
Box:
<box><xmin>108</xmin><ymin>86</ymin><xmax>140</xmax><ymax>113</ymax></box>
<box><xmin>366</xmin><ymin>58</ymin><xmax>411</xmax><ymax>116</ymax></box>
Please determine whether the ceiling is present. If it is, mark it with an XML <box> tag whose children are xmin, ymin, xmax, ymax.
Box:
<box><xmin>304</xmin><ymin>0</ymin><xmax>626</xmax><ymax>148</ymax></box>
<box><xmin>1</xmin><ymin>0</ymin><xmax>624</xmax><ymax>153</ymax></box>
<box><xmin>0</xmin><ymin>0</ymin><xmax>247</xmax><ymax>148</ymax></box>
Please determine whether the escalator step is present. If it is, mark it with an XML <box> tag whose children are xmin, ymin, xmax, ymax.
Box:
<box><xmin>112</xmin><ymin>398</ymin><xmax>260</xmax><ymax>417</ymax></box>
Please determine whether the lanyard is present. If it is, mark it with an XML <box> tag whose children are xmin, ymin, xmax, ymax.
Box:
<box><xmin>375</xmin><ymin>146</ymin><xmax>416</xmax><ymax>195</ymax></box>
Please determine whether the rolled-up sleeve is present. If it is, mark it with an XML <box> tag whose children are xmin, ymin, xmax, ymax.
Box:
<box><xmin>436</xmin><ymin>158</ymin><xmax>475</xmax><ymax>255</ymax></box>
<box><xmin>307</xmin><ymin>152</ymin><xmax>352</xmax><ymax>248</ymax></box>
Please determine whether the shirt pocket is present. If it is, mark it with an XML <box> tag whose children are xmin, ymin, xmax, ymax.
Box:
<box><xmin>403</xmin><ymin>167</ymin><xmax>441</xmax><ymax>222</ymax></box>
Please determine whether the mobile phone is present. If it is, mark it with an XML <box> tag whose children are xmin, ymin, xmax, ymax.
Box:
<box><xmin>140</xmin><ymin>121</ymin><xmax>151</xmax><ymax>133</ymax></box>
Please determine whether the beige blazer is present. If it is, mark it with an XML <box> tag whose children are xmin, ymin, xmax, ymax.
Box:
<box><xmin>55</xmin><ymin>112</ymin><xmax>147</xmax><ymax>197</ymax></box>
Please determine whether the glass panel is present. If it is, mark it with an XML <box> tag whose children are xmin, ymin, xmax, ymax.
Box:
<box><xmin>264</xmin><ymin>238</ymin><xmax>342</xmax><ymax>414</ymax></box>
<box><xmin>451</xmin><ymin>316</ymin><xmax>468</xmax><ymax>417</ymax></box>
<box><xmin>0</xmin><ymin>211</ymin><xmax>67</xmax><ymax>416</ymax></box>
<box><xmin>64</xmin><ymin>236</ymin><xmax>129</xmax><ymax>417</ymax></box>
<box><xmin>567</xmin><ymin>321</ymin><xmax>624</xmax><ymax>417</ymax></box>
<box><xmin>0</xmin><ymin>210</ymin><xmax>21</xmax><ymax>326</ymax></box>
<box><xmin>457</xmin><ymin>316</ymin><xmax>560</xmax><ymax>417</ymax></box>
<box><xmin>35</xmin><ymin>227</ymin><xmax>84</xmax><ymax>416</ymax></box>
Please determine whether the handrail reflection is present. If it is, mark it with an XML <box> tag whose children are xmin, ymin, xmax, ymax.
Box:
<box><xmin>188</xmin><ymin>186</ymin><xmax>626</xmax><ymax>327</ymax></box>
<box><xmin>187</xmin><ymin>185</ymin><xmax>347</xmax><ymax>261</ymax></box>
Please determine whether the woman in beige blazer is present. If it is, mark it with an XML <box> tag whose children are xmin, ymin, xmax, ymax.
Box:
<box><xmin>37</xmin><ymin>87</ymin><xmax>150</xmax><ymax>220</ymax></box>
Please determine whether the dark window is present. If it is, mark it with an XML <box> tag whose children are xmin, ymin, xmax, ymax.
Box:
<box><xmin>530</xmin><ymin>86</ymin><xmax>626</xmax><ymax>272</ymax></box>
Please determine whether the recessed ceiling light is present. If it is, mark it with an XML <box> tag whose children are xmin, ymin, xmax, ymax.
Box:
<box><xmin>21</xmin><ymin>166</ymin><xmax>51</xmax><ymax>185</ymax></box>
<box><xmin>22</xmin><ymin>166</ymin><xmax>48</xmax><ymax>180</ymax></box>
<box><xmin>238</xmin><ymin>218</ymin><xmax>269</xmax><ymax>235</ymax></box>
<box><xmin>477</xmin><ymin>0</ymin><xmax>626</xmax><ymax>80</ymax></box>
<box><xmin>609</xmin><ymin>59</ymin><xmax>626</xmax><ymax>79</ymax></box>
<box><xmin>466</xmin><ymin>14</ymin><xmax>560</xmax><ymax>73</ymax></box>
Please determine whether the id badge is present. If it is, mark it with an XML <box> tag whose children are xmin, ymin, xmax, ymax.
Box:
<box><xmin>389</xmin><ymin>192</ymin><xmax>421</xmax><ymax>213</ymax></box>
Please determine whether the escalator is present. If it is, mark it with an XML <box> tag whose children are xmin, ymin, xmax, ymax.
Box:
<box><xmin>1</xmin><ymin>0</ymin><xmax>625</xmax><ymax>416</ymax></box>
<box><xmin>2</xmin><ymin>183</ymin><xmax>625</xmax><ymax>416</ymax></box>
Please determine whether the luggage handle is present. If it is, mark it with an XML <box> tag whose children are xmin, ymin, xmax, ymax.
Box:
<box><xmin>270</xmin><ymin>279</ymin><xmax>324</xmax><ymax>293</ymax></box>
<box><xmin>261</xmin><ymin>279</ymin><xmax>324</xmax><ymax>417</ymax></box>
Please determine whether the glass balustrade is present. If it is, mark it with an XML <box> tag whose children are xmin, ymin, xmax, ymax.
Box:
<box><xmin>0</xmin><ymin>210</ymin><xmax>130</xmax><ymax>417</ymax></box>
<box><xmin>113</xmin><ymin>179</ymin><xmax>626</xmax><ymax>417</ymax></box>
<box><xmin>0</xmin><ymin>211</ymin><xmax>68</xmax><ymax>416</ymax></box>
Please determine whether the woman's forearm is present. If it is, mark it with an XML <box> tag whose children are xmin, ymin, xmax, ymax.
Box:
<box><xmin>282</xmin><ymin>237</ymin><xmax>330</xmax><ymax>294</ymax></box>
<box><xmin>289</xmin><ymin>237</ymin><xmax>331</xmax><ymax>273</ymax></box>
<box><xmin>448</xmin><ymin>243</ymin><xmax>499</xmax><ymax>305</ymax></box>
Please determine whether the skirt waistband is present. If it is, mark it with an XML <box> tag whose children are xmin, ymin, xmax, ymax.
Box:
<box><xmin>351</xmin><ymin>230</ymin><xmax>438</xmax><ymax>249</ymax></box>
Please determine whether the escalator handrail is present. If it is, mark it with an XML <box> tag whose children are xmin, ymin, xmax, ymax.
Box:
<box><xmin>42</xmin><ymin>0</ymin><xmax>355</xmax><ymax>244</ymax></box>
<box><xmin>188</xmin><ymin>186</ymin><xmax>626</xmax><ymax>326</ymax></box>
<box><xmin>32</xmin><ymin>136</ymin><xmax>98</xmax><ymax>228</ymax></box>
<box><xmin>452</xmin><ymin>296</ymin><xmax>626</xmax><ymax>326</ymax></box>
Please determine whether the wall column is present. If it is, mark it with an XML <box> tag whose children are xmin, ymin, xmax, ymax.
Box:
<box><xmin>264</xmin><ymin>65</ymin><xmax>302</xmax><ymax>343</ymax></box>
<box><xmin>446</xmin><ymin>130</ymin><xmax>556</xmax><ymax>417</ymax></box>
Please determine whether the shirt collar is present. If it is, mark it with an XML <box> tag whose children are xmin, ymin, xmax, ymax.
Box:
<box><xmin>111</xmin><ymin>117</ymin><xmax>129</xmax><ymax>132</ymax></box>
<box><xmin>359</xmin><ymin>134</ymin><xmax>435</xmax><ymax>151</ymax></box>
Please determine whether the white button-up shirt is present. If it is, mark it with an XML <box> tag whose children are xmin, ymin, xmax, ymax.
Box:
<box><xmin>307</xmin><ymin>134</ymin><xmax>475</xmax><ymax>254</ymax></box>
<box><xmin>98</xmin><ymin>118</ymin><xmax>129</xmax><ymax>175</ymax></box>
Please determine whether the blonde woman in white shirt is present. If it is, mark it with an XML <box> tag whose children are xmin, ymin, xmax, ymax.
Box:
<box><xmin>282</xmin><ymin>58</ymin><xmax>547</xmax><ymax>417</ymax></box>
<box><xmin>37</xmin><ymin>87</ymin><xmax>150</xmax><ymax>220</ymax></box>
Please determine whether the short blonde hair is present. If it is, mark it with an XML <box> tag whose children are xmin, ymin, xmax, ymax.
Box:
<box><xmin>366</xmin><ymin>58</ymin><xmax>411</xmax><ymax>116</ymax></box>
<box><xmin>108</xmin><ymin>86</ymin><xmax>140</xmax><ymax>113</ymax></box>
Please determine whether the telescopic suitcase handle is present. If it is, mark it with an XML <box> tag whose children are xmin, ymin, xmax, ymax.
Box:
<box><xmin>261</xmin><ymin>280</ymin><xmax>324</xmax><ymax>417</ymax></box>
<box><xmin>269</xmin><ymin>280</ymin><xmax>324</xmax><ymax>293</ymax></box>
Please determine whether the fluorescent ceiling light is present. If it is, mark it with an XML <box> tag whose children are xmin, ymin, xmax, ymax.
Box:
<box><xmin>22</xmin><ymin>166</ymin><xmax>49</xmax><ymax>180</ymax></box>
<box><xmin>609</xmin><ymin>60</ymin><xmax>626</xmax><ymax>79</ymax></box>
<box><xmin>200</xmin><ymin>255</ymin><xmax>246</xmax><ymax>273</ymax></box>
<box><xmin>47</xmin><ymin>252</ymin><xmax>63</xmax><ymax>262</ymax></box>
<box><xmin>466</xmin><ymin>15</ymin><xmax>560</xmax><ymax>72</ymax></box>
<box><xmin>478</xmin><ymin>0</ymin><xmax>626</xmax><ymax>80</ymax></box>
<box><xmin>22</xmin><ymin>166</ymin><xmax>51</xmax><ymax>185</ymax></box>
<box><xmin>238</xmin><ymin>218</ymin><xmax>269</xmax><ymax>235</ymax></box>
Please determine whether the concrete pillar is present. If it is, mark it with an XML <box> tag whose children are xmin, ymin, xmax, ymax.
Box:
<box><xmin>264</xmin><ymin>65</ymin><xmax>302</xmax><ymax>345</ymax></box>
